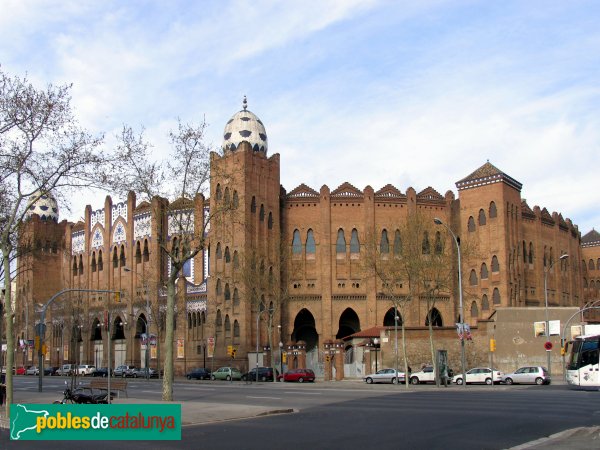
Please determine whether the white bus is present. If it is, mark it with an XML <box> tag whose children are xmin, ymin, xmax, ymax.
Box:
<box><xmin>566</xmin><ymin>334</ymin><xmax>600</xmax><ymax>388</ymax></box>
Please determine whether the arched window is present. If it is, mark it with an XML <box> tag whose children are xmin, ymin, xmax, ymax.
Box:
<box><xmin>233</xmin><ymin>251</ymin><xmax>239</xmax><ymax>268</ymax></box>
<box><xmin>216</xmin><ymin>279</ymin><xmax>222</xmax><ymax>295</ymax></box>
<box><xmin>233</xmin><ymin>190</ymin><xmax>239</xmax><ymax>208</ymax></box>
<box><xmin>491</xmin><ymin>255</ymin><xmax>499</xmax><ymax>272</ymax></box>
<box><xmin>224</xmin><ymin>283</ymin><xmax>230</xmax><ymax>301</ymax></box>
<box><xmin>470</xmin><ymin>301</ymin><xmax>479</xmax><ymax>318</ymax></box>
<box><xmin>529</xmin><ymin>242</ymin><xmax>534</xmax><ymax>264</ymax></box>
<box><xmin>306</xmin><ymin>229</ymin><xmax>316</xmax><ymax>254</ymax></box>
<box><xmin>597</xmin><ymin>259</ymin><xmax>600</xmax><ymax>270</ymax></box>
<box><xmin>113</xmin><ymin>247</ymin><xmax>118</xmax><ymax>268</ymax></box>
<box><xmin>425</xmin><ymin>308</ymin><xmax>443</xmax><ymax>327</ymax></box>
<box><xmin>434</xmin><ymin>231</ymin><xmax>442</xmax><ymax>255</ymax></box>
<box><xmin>478</xmin><ymin>209</ymin><xmax>486</xmax><ymax>226</ymax></box>
<box><xmin>251</xmin><ymin>196</ymin><xmax>256</xmax><ymax>213</ymax></box>
<box><xmin>216</xmin><ymin>243</ymin><xmax>222</xmax><ymax>259</ymax></box>
<box><xmin>469</xmin><ymin>269</ymin><xmax>478</xmax><ymax>286</ymax></box>
<box><xmin>72</xmin><ymin>257</ymin><xmax>78</xmax><ymax>275</ymax></box>
<box><xmin>224</xmin><ymin>246</ymin><xmax>230</xmax><ymax>263</ymax></box>
<box><xmin>91</xmin><ymin>252</ymin><xmax>97</xmax><ymax>273</ymax></box>
<box><xmin>468</xmin><ymin>216</ymin><xmax>476</xmax><ymax>232</ymax></box>
<box><xmin>292</xmin><ymin>229</ymin><xmax>302</xmax><ymax>254</ymax></box>
<box><xmin>233</xmin><ymin>288</ymin><xmax>239</xmax><ymax>305</ymax></box>
<box><xmin>489</xmin><ymin>201</ymin><xmax>497</xmax><ymax>218</ymax></box>
<box><xmin>482</xmin><ymin>294</ymin><xmax>489</xmax><ymax>311</ymax></box>
<box><xmin>135</xmin><ymin>242</ymin><xmax>141</xmax><ymax>264</ymax></box>
<box><xmin>522</xmin><ymin>241</ymin><xmax>527</xmax><ymax>263</ymax></box>
<box><xmin>216</xmin><ymin>310</ymin><xmax>222</xmax><ymax>328</ymax></box>
<box><xmin>394</xmin><ymin>230</ymin><xmax>401</xmax><ymax>255</ymax></box>
<box><xmin>268</xmin><ymin>212</ymin><xmax>273</xmax><ymax>229</ymax></box>
<box><xmin>224</xmin><ymin>187</ymin><xmax>230</xmax><ymax>206</ymax></box>
<box><xmin>143</xmin><ymin>240</ymin><xmax>149</xmax><ymax>262</ymax></box>
<box><xmin>350</xmin><ymin>229</ymin><xmax>360</xmax><ymax>254</ymax></box>
<box><xmin>383</xmin><ymin>308</ymin><xmax>402</xmax><ymax>327</ymax></box>
<box><xmin>480</xmin><ymin>263</ymin><xmax>489</xmax><ymax>279</ymax></box>
<box><xmin>234</xmin><ymin>320</ymin><xmax>240</xmax><ymax>338</ymax></box>
<box><xmin>422</xmin><ymin>231</ymin><xmax>430</xmax><ymax>254</ymax></box>
<box><xmin>336</xmin><ymin>229</ymin><xmax>346</xmax><ymax>254</ymax></box>
<box><xmin>590</xmin><ymin>259</ymin><xmax>595</xmax><ymax>271</ymax></box>
<box><xmin>98</xmin><ymin>250</ymin><xmax>103</xmax><ymax>271</ymax></box>
<box><xmin>216</xmin><ymin>184</ymin><xmax>222</xmax><ymax>201</ymax></box>
<box><xmin>119</xmin><ymin>245</ymin><xmax>126</xmax><ymax>267</ymax></box>
<box><xmin>380</xmin><ymin>229</ymin><xmax>389</xmax><ymax>254</ymax></box>
<box><xmin>492</xmin><ymin>288</ymin><xmax>501</xmax><ymax>305</ymax></box>
<box><xmin>259</xmin><ymin>204</ymin><xmax>265</xmax><ymax>221</ymax></box>
<box><xmin>182</xmin><ymin>259</ymin><xmax>191</xmax><ymax>278</ymax></box>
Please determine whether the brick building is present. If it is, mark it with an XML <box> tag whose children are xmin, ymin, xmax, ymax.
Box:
<box><xmin>13</xmin><ymin>100</ymin><xmax>597</xmax><ymax>376</ymax></box>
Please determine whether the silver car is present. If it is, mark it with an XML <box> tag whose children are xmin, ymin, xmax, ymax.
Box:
<box><xmin>502</xmin><ymin>366</ymin><xmax>550</xmax><ymax>385</ymax></box>
<box><xmin>363</xmin><ymin>368</ymin><xmax>405</xmax><ymax>384</ymax></box>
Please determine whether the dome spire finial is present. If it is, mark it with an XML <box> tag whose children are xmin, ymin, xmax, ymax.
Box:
<box><xmin>242</xmin><ymin>95</ymin><xmax>247</xmax><ymax>111</ymax></box>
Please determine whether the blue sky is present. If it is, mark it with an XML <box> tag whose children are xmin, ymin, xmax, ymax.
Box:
<box><xmin>2</xmin><ymin>0</ymin><xmax>599</xmax><ymax>233</ymax></box>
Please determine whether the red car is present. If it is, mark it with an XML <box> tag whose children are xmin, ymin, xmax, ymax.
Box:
<box><xmin>281</xmin><ymin>368</ymin><xmax>315</xmax><ymax>383</ymax></box>
<box><xmin>14</xmin><ymin>366</ymin><xmax>26</xmax><ymax>375</ymax></box>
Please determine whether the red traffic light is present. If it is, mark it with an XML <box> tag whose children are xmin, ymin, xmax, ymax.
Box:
<box><xmin>544</xmin><ymin>341</ymin><xmax>553</xmax><ymax>351</ymax></box>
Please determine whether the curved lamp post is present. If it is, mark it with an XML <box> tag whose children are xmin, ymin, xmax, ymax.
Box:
<box><xmin>434</xmin><ymin>218</ymin><xmax>466</xmax><ymax>388</ymax></box>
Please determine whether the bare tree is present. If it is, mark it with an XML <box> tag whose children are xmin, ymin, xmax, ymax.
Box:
<box><xmin>111</xmin><ymin>121</ymin><xmax>232</xmax><ymax>400</ymax></box>
<box><xmin>0</xmin><ymin>68</ymin><xmax>106</xmax><ymax>413</ymax></box>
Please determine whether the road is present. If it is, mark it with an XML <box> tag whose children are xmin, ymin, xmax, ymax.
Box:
<box><xmin>2</xmin><ymin>376</ymin><xmax>600</xmax><ymax>449</ymax></box>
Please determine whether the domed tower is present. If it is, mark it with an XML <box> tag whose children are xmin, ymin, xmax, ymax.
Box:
<box><xmin>208</xmin><ymin>97</ymin><xmax>281</xmax><ymax>366</ymax></box>
<box><xmin>16</xmin><ymin>190</ymin><xmax>67</xmax><ymax>367</ymax></box>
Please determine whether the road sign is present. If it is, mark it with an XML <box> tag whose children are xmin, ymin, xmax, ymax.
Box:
<box><xmin>544</xmin><ymin>341</ymin><xmax>553</xmax><ymax>351</ymax></box>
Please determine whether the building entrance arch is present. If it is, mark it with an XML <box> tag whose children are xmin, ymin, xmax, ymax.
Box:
<box><xmin>336</xmin><ymin>308</ymin><xmax>360</xmax><ymax>339</ymax></box>
<box><xmin>292</xmin><ymin>308</ymin><xmax>318</xmax><ymax>352</ymax></box>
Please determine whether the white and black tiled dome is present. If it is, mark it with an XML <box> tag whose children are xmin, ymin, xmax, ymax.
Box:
<box><xmin>222</xmin><ymin>96</ymin><xmax>268</xmax><ymax>154</ymax></box>
<box><xmin>25</xmin><ymin>190</ymin><xmax>59</xmax><ymax>222</ymax></box>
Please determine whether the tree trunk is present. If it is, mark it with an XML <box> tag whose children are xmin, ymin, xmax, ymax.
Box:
<box><xmin>401</xmin><ymin>321</ymin><xmax>410</xmax><ymax>389</ymax></box>
<box><xmin>427</xmin><ymin>304</ymin><xmax>438</xmax><ymax>387</ymax></box>
<box><xmin>162</xmin><ymin>278</ymin><xmax>176</xmax><ymax>400</ymax></box>
<box><xmin>3</xmin><ymin>248</ymin><xmax>14</xmax><ymax>416</ymax></box>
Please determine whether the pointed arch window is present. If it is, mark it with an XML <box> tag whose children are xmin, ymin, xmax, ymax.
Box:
<box><xmin>224</xmin><ymin>283</ymin><xmax>231</xmax><ymax>301</ymax></box>
<box><xmin>233</xmin><ymin>190</ymin><xmax>239</xmax><ymax>209</ymax></box>
<box><xmin>233</xmin><ymin>251</ymin><xmax>239</xmax><ymax>268</ymax></box>
<box><xmin>478</xmin><ymin>209</ymin><xmax>486</xmax><ymax>226</ymax></box>
<box><xmin>491</xmin><ymin>255</ymin><xmax>500</xmax><ymax>272</ymax></box>
<box><xmin>482</xmin><ymin>294</ymin><xmax>490</xmax><ymax>310</ymax></box>
<box><xmin>259</xmin><ymin>204</ymin><xmax>265</xmax><ymax>221</ymax></box>
<box><xmin>143</xmin><ymin>240</ymin><xmax>149</xmax><ymax>262</ymax></box>
<box><xmin>119</xmin><ymin>245</ymin><xmax>126</xmax><ymax>267</ymax></box>
<box><xmin>78</xmin><ymin>255</ymin><xmax>84</xmax><ymax>275</ymax></box>
<box><xmin>216</xmin><ymin>279</ymin><xmax>222</xmax><ymax>295</ymax></box>
<box><xmin>268</xmin><ymin>212</ymin><xmax>273</xmax><ymax>229</ymax></box>
<box><xmin>470</xmin><ymin>301</ymin><xmax>479</xmax><ymax>318</ymax></box>
<box><xmin>224</xmin><ymin>246</ymin><xmax>231</xmax><ymax>263</ymax></box>
<box><xmin>98</xmin><ymin>250</ymin><xmax>103</xmax><ymax>271</ymax></box>
<box><xmin>589</xmin><ymin>259</ymin><xmax>595</xmax><ymax>270</ymax></box>
<box><xmin>113</xmin><ymin>247</ymin><xmax>118</xmax><ymax>268</ymax></box>
<box><xmin>251</xmin><ymin>196</ymin><xmax>256</xmax><ymax>213</ymax></box>
<box><xmin>469</xmin><ymin>269</ymin><xmax>478</xmax><ymax>286</ymax></box>
<box><xmin>489</xmin><ymin>201</ymin><xmax>497</xmax><ymax>218</ymax></box>
<box><xmin>422</xmin><ymin>231</ymin><xmax>430</xmax><ymax>254</ymax></box>
<box><xmin>480</xmin><ymin>263</ymin><xmax>489</xmax><ymax>279</ymax></box>
<box><xmin>468</xmin><ymin>216</ymin><xmax>476</xmax><ymax>232</ymax></box>
<box><xmin>336</xmin><ymin>229</ymin><xmax>346</xmax><ymax>254</ymax></box>
<box><xmin>492</xmin><ymin>288</ymin><xmax>501</xmax><ymax>304</ymax></box>
<box><xmin>425</xmin><ymin>308</ymin><xmax>443</xmax><ymax>327</ymax></box>
<box><xmin>522</xmin><ymin>241</ymin><xmax>527</xmax><ymax>263</ymax></box>
<box><xmin>306</xmin><ymin>229</ymin><xmax>316</xmax><ymax>254</ymax></box>
<box><xmin>292</xmin><ymin>229</ymin><xmax>302</xmax><ymax>254</ymax></box>
<box><xmin>216</xmin><ymin>242</ymin><xmax>222</xmax><ymax>259</ymax></box>
<box><xmin>528</xmin><ymin>242</ymin><xmax>534</xmax><ymax>264</ymax></box>
<box><xmin>135</xmin><ymin>241</ymin><xmax>142</xmax><ymax>264</ymax></box>
<box><xmin>216</xmin><ymin>310</ymin><xmax>222</xmax><ymax>329</ymax></box>
<box><xmin>224</xmin><ymin>187</ymin><xmax>230</xmax><ymax>206</ymax></box>
<box><xmin>434</xmin><ymin>231</ymin><xmax>442</xmax><ymax>255</ymax></box>
<box><xmin>350</xmin><ymin>229</ymin><xmax>360</xmax><ymax>254</ymax></box>
<box><xmin>233</xmin><ymin>288</ymin><xmax>239</xmax><ymax>306</ymax></box>
<box><xmin>91</xmin><ymin>252</ymin><xmax>97</xmax><ymax>273</ymax></box>
<box><xmin>394</xmin><ymin>230</ymin><xmax>402</xmax><ymax>255</ymax></box>
<box><xmin>380</xmin><ymin>229</ymin><xmax>389</xmax><ymax>254</ymax></box>
<box><xmin>216</xmin><ymin>184</ymin><xmax>222</xmax><ymax>201</ymax></box>
<box><xmin>234</xmin><ymin>320</ymin><xmax>240</xmax><ymax>339</ymax></box>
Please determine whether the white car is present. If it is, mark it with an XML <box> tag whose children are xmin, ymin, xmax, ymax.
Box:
<box><xmin>75</xmin><ymin>364</ymin><xmax>96</xmax><ymax>376</ymax></box>
<box><xmin>363</xmin><ymin>368</ymin><xmax>405</xmax><ymax>384</ymax></box>
<box><xmin>410</xmin><ymin>366</ymin><xmax>436</xmax><ymax>384</ymax></box>
<box><xmin>25</xmin><ymin>366</ymin><xmax>39</xmax><ymax>375</ymax></box>
<box><xmin>452</xmin><ymin>367</ymin><xmax>503</xmax><ymax>385</ymax></box>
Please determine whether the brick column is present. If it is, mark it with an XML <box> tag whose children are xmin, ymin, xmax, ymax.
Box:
<box><xmin>334</xmin><ymin>340</ymin><xmax>345</xmax><ymax>381</ymax></box>
<box><xmin>323</xmin><ymin>340</ymin><xmax>333</xmax><ymax>381</ymax></box>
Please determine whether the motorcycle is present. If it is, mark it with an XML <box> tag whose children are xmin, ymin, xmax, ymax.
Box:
<box><xmin>53</xmin><ymin>382</ymin><xmax>113</xmax><ymax>404</ymax></box>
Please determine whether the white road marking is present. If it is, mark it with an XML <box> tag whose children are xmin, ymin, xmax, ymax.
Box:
<box><xmin>246</xmin><ymin>396</ymin><xmax>281</xmax><ymax>400</ymax></box>
<box><xmin>284</xmin><ymin>391</ymin><xmax>321</xmax><ymax>395</ymax></box>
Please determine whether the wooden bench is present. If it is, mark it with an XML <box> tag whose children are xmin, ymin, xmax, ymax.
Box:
<box><xmin>85</xmin><ymin>378</ymin><xmax>128</xmax><ymax>398</ymax></box>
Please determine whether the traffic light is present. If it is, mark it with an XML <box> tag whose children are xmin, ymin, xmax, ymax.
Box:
<box><xmin>34</xmin><ymin>336</ymin><xmax>40</xmax><ymax>351</ymax></box>
<box><xmin>115</xmin><ymin>291</ymin><xmax>121</xmax><ymax>302</ymax></box>
<box><xmin>490</xmin><ymin>339</ymin><xmax>496</xmax><ymax>352</ymax></box>
<box><xmin>227</xmin><ymin>345</ymin><xmax>233</xmax><ymax>357</ymax></box>
<box><xmin>231</xmin><ymin>348</ymin><xmax>236</xmax><ymax>359</ymax></box>
<box><xmin>41</xmin><ymin>344</ymin><xmax>47</xmax><ymax>355</ymax></box>
<box><xmin>561</xmin><ymin>346</ymin><xmax>566</xmax><ymax>356</ymax></box>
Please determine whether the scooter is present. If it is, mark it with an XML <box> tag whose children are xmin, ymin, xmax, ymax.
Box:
<box><xmin>53</xmin><ymin>381</ymin><xmax>113</xmax><ymax>404</ymax></box>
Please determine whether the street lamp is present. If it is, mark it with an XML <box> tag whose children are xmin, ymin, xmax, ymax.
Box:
<box><xmin>434</xmin><ymin>217</ymin><xmax>466</xmax><ymax>388</ymax></box>
<box><xmin>277</xmin><ymin>325</ymin><xmax>283</xmax><ymax>382</ymax></box>
<box><xmin>544</xmin><ymin>253</ymin><xmax>569</xmax><ymax>377</ymax></box>
<box><xmin>373</xmin><ymin>338</ymin><xmax>380</xmax><ymax>372</ymax></box>
<box><xmin>255</xmin><ymin>306</ymin><xmax>272</xmax><ymax>383</ymax></box>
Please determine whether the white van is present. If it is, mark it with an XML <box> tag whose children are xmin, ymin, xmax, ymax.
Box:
<box><xmin>75</xmin><ymin>365</ymin><xmax>96</xmax><ymax>376</ymax></box>
<box><xmin>58</xmin><ymin>364</ymin><xmax>76</xmax><ymax>376</ymax></box>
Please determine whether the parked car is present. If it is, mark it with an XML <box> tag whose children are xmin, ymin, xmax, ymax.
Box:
<box><xmin>91</xmin><ymin>367</ymin><xmax>112</xmax><ymax>377</ymax></box>
<box><xmin>282</xmin><ymin>368</ymin><xmax>316</xmax><ymax>383</ymax></box>
<box><xmin>241</xmin><ymin>367</ymin><xmax>279</xmax><ymax>382</ymax></box>
<box><xmin>211</xmin><ymin>367</ymin><xmax>242</xmax><ymax>381</ymax></box>
<box><xmin>44</xmin><ymin>366</ymin><xmax>59</xmax><ymax>376</ymax></box>
<box><xmin>186</xmin><ymin>368</ymin><xmax>212</xmax><ymax>380</ymax></box>
<box><xmin>25</xmin><ymin>366</ymin><xmax>39</xmax><ymax>375</ymax></box>
<box><xmin>452</xmin><ymin>367</ymin><xmax>504</xmax><ymax>385</ymax></box>
<box><xmin>363</xmin><ymin>368</ymin><xmax>405</xmax><ymax>384</ymax></box>
<box><xmin>74</xmin><ymin>364</ymin><xmax>96</xmax><ymax>376</ymax></box>
<box><xmin>114</xmin><ymin>365</ymin><xmax>137</xmax><ymax>378</ymax></box>
<box><xmin>502</xmin><ymin>366</ymin><xmax>551</xmax><ymax>385</ymax></box>
<box><xmin>410</xmin><ymin>365</ymin><xmax>454</xmax><ymax>384</ymax></box>
<box><xmin>131</xmin><ymin>367</ymin><xmax>159</xmax><ymax>378</ymax></box>
<box><xmin>14</xmin><ymin>366</ymin><xmax>26</xmax><ymax>375</ymax></box>
<box><xmin>58</xmin><ymin>364</ymin><xmax>76</xmax><ymax>376</ymax></box>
